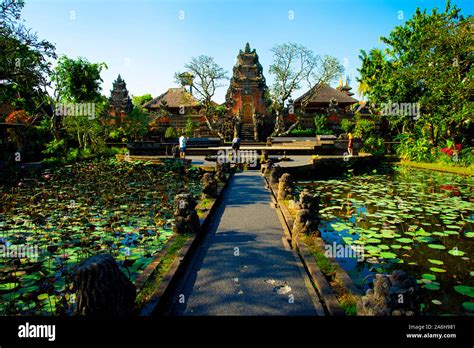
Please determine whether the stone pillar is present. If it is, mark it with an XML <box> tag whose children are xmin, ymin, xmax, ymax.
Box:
<box><xmin>260</xmin><ymin>150</ymin><xmax>268</xmax><ymax>164</ymax></box>
<box><xmin>269</xmin><ymin>165</ymin><xmax>282</xmax><ymax>185</ymax></box>
<box><xmin>262</xmin><ymin>158</ymin><xmax>274</xmax><ymax>175</ymax></box>
<box><xmin>73</xmin><ymin>254</ymin><xmax>136</xmax><ymax>317</ymax></box>
<box><xmin>216</xmin><ymin>161</ymin><xmax>231</xmax><ymax>174</ymax></box>
<box><xmin>292</xmin><ymin>189</ymin><xmax>320</xmax><ymax>236</ymax></box>
<box><xmin>173</xmin><ymin>193</ymin><xmax>200</xmax><ymax>234</ymax></box>
<box><xmin>356</xmin><ymin>270</ymin><xmax>418</xmax><ymax>316</ymax></box>
<box><xmin>214</xmin><ymin>167</ymin><xmax>226</xmax><ymax>183</ymax></box>
<box><xmin>215</xmin><ymin>161</ymin><xmax>229</xmax><ymax>182</ymax></box>
<box><xmin>202</xmin><ymin>172</ymin><xmax>218</xmax><ymax>198</ymax></box>
<box><xmin>278</xmin><ymin>173</ymin><xmax>294</xmax><ymax>201</ymax></box>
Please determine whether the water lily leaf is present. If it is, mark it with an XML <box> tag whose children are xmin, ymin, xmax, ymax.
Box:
<box><xmin>448</xmin><ymin>249</ymin><xmax>465</xmax><ymax>256</ymax></box>
<box><xmin>2</xmin><ymin>292</ymin><xmax>21</xmax><ymax>300</ymax></box>
<box><xmin>396</xmin><ymin>238</ymin><xmax>412</xmax><ymax>244</ymax></box>
<box><xmin>428</xmin><ymin>259</ymin><xmax>444</xmax><ymax>265</ymax></box>
<box><xmin>433</xmin><ymin>232</ymin><xmax>449</xmax><ymax>237</ymax></box>
<box><xmin>462</xmin><ymin>302</ymin><xmax>474</xmax><ymax>311</ymax></box>
<box><xmin>416</xmin><ymin>236</ymin><xmax>432</xmax><ymax>243</ymax></box>
<box><xmin>446</xmin><ymin>225</ymin><xmax>460</xmax><ymax>230</ymax></box>
<box><xmin>425</xmin><ymin>283</ymin><xmax>440</xmax><ymax>290</ymax></box>
<box><xmin>379</xmin><ymin>252</ymin><xmax>397</xmax><ymax>259</ymax></box>
<box><xmin>454</xmin><ymin>285</ymin><xmax>474</xmax><ymax>298</ymax></box>
<box><xmin>37</xmin><ymin>293</ymin><xmax>49</xmax><ymax>301</ymax></box>
<box><xmin>422</xmin><ymin>274</ymin><xmax>436</xmax><ymax>281</ymax></box>
<box><xmin>0</xmin><ymin>283</ymin><xmax>19</xmax><ymax>291</ymax></box>
<box><xmin>427</xmin><ymin>244</ymin><xmax>446</xmax><ymax>250</ymax></box>
<box><xmin>430</xmin><ymin>267</ymin><xmax>446</xmax><ymax>273</ymax></box>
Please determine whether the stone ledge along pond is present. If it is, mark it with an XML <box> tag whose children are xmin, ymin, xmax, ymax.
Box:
<box><xmin>0</xmin><ymin>159</ymin><xmax>202</xmax><ymax>315</ymax></box>
<box><xmin>296</xmin><ymin>165</ymin><xmax>474</xmax><ymax>315</ymax></box>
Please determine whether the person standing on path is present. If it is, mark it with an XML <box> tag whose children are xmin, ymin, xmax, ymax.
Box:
<box><xmin>179</xmin><ymin>133</ymin><xmax>188</xmax><ymax>159</ymax></box>
<box><xmin>347</xmin><ymin>132</ymin><xmax>354</xmax><ymax>156</ymax></box>
<box><xmin>232</xmin><ymin>136</ymin><xmax>241</xmax><ymax>151</ymax></box>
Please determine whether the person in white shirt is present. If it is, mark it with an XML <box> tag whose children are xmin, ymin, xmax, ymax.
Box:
<box><xmin>179</xmin><ymin>133</ymin><xmax>188</xmax><ymax>159</ymax></box>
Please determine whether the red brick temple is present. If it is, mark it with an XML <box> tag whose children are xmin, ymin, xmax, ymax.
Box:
<box><xmin>109</xmin><ymin>75</ymin><xmax>133</xmax><ymax>126</ymax></box>
<box><xmin>225</xmin><ymin>43</ymin><xmax>272</xmax><ymax>141</ymax></box>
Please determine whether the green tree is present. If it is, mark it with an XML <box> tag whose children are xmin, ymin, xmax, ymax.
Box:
<box><xmin>165</xmin><ymin>126</ymin><xmax>177</xmax><ymax>139</ymax></box>
<box><xmin>357</xmin><ymin>1</ymin><xmax>473</xmax><ymax>148</ymax></box>
<box><xmin>121</xmin><ymin>106</ymin><xmax>149</xmax><ymax>141</ymax></box>
<box><xmin>50</xmin><ymin>56</ymin><xmax>108</xmax><ymax>151</ymax></box>
<box><xmin>132</xmin><ymin>94</ymin><xmax>153</xmax><ymax>107</ymax></box>
<box><xmin>51</xmin><ymin>56</ymin><xmax>107</xmax><ymax>103</ymax></box>
<box><xmin>185</xmin><ymin>117</ymin><xmax>197</xmax><ymax>137</ymax></box>
<box><xmin>268</xmin><ymin>42</ymin><xmax>344</xmax><ymax>135</ymax></box>
<box><xmin>175</xmin><ymin>56</ymin><xmax>228</xmax><ymax>135</ymax></box>
<box><xmin>0</xmin><ymin>0</ymin><xmax>56</xmax><ymax>115</ymax></box>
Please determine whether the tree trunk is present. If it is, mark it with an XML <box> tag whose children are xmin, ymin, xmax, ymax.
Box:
<box><xmin>273</xmin><ymin>110</ymin><xmax>286</xmax><ymax>135</ymax></box>
<box><xmin>282</xmin><ymin>119</ymin><xmax>300</xmax><ymax>136</ymax></box>
<box><xmin>429</xmin><ymin>123</ymin><xmax>435</xmax><ymax>146</ymax></box>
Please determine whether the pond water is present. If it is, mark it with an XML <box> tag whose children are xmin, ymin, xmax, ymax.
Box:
<box><xmin>0</xmin><ymin>159</ymin><xmax>201</xmax><ymax>315</ymax></box>
<box><xmin>296</xmin><ymin>166</ymin><xmax>474</xmax><ymax>315</ymax></box>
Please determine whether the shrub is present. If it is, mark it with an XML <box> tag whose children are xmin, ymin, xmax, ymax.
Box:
<box><xmin>362</xmin><ymin>136</ymin><xmax>385</xmax><ymax>156</ymax></box>
<box><xmin>185</xmin><ymin>117</ymin><xmax>197</xmax><ymax>137</ymax></box>
<box><xmin>165</xmin><ymin>126</ymin><xmax>178</xmax><ymax>139</ymax></box>
<box><xmin>395</xmin><ymin>133</ymin><xmax>433</xmax><ymax>162</ymax></box>
<box><xmin>340</xmin><ymin>119</ymin><xmax>354</xmax><ymax>133</ymax></box>
<box><xmin>289</xmin><ymin>128</ymin><xmax>315</xmax><ymax>137</ymax></box>
<box><xmin>42</xmin><ymin>139</ymin><xmax>65</xmax><ymax>156</ymax></box>
<box><xmin>314</xmin><ymin>115</ymin><xmax>334</xmax><ymax>135</ymax></box>
<box><xmin>66</xmin><ymin>148</ymin><xmax>79</xmax><ymax>162</ymax></box>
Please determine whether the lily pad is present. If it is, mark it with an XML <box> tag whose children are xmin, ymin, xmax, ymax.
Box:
<box><xmin>396</xmin><ymin>238</ymin><xmax>412</xmax><ymax>244</ymax></box>
<box><xmin>425</xmin><ymin>283</ymin><xmax>440</xmax><ymax>290</ymax></box>
<box><xmin>0</xmin><ymin>283</ymin><xmax>19</xmax><ymax>291</ymax></box>
<box><xmin>379</xmin><ymin>252</ymin><xmax>397</xmax><ymax>259</ymax></box>
<box><xmin>430</xmin><ymin>267</ymin><xmax>446</xmax><ymax>273</ymax></box>
<box><xmin>454</xmin><ymin>285</ymin><xmax>474</xmax><ymax>298</ymax></box>
<box><xmin>448</xmin><ymin>249</ymin><xmax>465</xmax><ymax>256</ymax></box>
<box><xmin>427</xmin><ymin>244</ymin><xmax>446</xmax><ymax>250</ymax></box>
<box><xmin>462</xmin><ymin>302</ymin><xmax>474</xmax><ymax>311</ymax></box>
<box><xmin>428</xmin><ymin>259</ymin><xmax>444</xmax><ymax>265</ymax></box>
<box><xmin>422</xmin><ymin>274</ymin><xmax>436</xmax><ymax>281</ymax></box>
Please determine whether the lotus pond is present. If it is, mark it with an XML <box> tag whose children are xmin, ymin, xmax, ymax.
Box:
<box><xmin>0</xmin><ymin>159</ymin><xmax>202</xmax><ymax>315</ymax></box>
<box><xmin>296</xmin><ymin>166</ymin><xmax>474</xmax><ymax>315</ymax></box>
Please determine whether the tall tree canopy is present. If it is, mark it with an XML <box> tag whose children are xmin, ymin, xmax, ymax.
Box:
<box><xmin>175</xmin><ymin>55</ymin><xmax>228</xmax><ymax>134</ymax></box>
<box><xmin>0</xmin><ymin>0</ymin><xmax>56</xmax><ymax>114</ymax></box>
<box><xmin>50</xmin><ymin>56</ymin><xmax>108</xmax><ymax>150</ymax></box>
<box><xmin>51</xmin><ymin>56</ymin><xmax>107</xmax><ymax>103</ymax></box>
<box><xmin>268</xmin><ymin>42</ymin><xmax>344</xmax><ymax>135</ymax></box>
<box><xmin>357</xmin><ymin>0</ymin><xmax>473</xmax><ymax>146</ymax></box>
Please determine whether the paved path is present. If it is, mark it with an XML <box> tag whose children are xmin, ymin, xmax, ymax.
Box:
<box><xmin>171</xmin><ymin>171</ymin><xmax>323</xmax><ymax>316</ymax></box>
<box><xmin>188</xmin><ymin>155</ymin><xmax>312</xmax><ymax>168</ymax></box>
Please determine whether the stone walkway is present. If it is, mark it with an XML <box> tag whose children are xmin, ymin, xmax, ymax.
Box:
<box><xmin>171</xmin><ymin>171</ymin><xmax>323</xmax><ymax>316</ymax></box>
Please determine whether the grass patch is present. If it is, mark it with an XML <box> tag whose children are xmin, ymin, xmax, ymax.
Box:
<box><xmin>331</xmin><ymin>280</ymin><xmax>359</xmax><ymax>316</ymax></box>
<box><xmin>302</xmin><ymin>235</ymin><xmax>336</xmax><ymax>277</ymax></box>
<box><xmin>283</xmin><ymin>199</ymin><xmax>298</xmax><ymax>218</ymax></box>
<box><xmin>336</xmin><ymin>292</ymin><xmax>358</xmax><ymax>316</ymax></box>
<box><xmin>135</xmin><ymin>233</ymin><xmax>190</xmax><ymax>309</ymax></box>
<box><xmin>399</xmin><ymin>160</ymin><xmax>474</xmax><ymax>176</ymax></box>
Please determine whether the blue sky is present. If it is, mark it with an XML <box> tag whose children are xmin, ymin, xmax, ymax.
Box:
<box><xmin>23</xmin><ymin>0</ymin><xmax>473</xmax><ymax>103</ymax></box>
